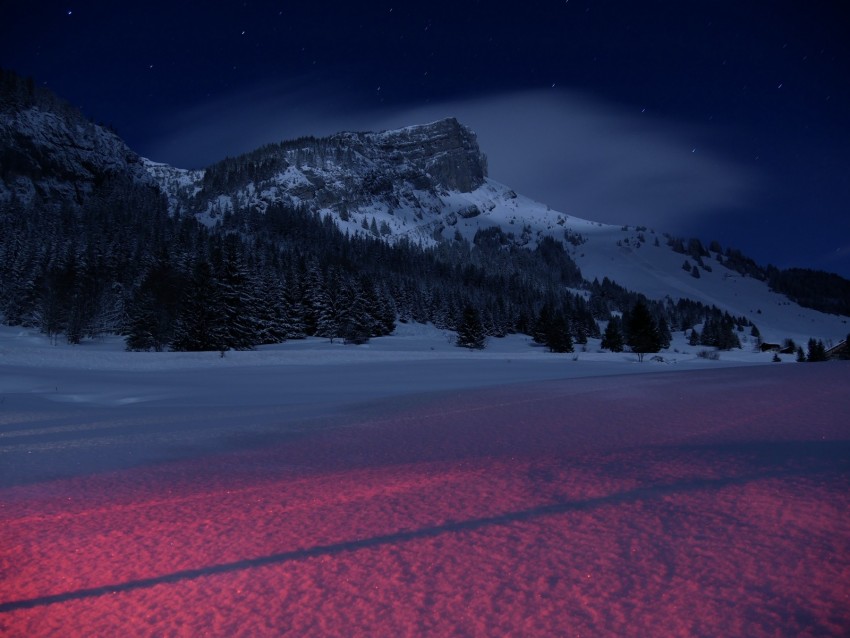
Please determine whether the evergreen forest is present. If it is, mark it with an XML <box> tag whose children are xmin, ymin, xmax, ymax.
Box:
<box><xmin>0</xmin><ymin>172</ymin><xmax>756</xmax><ymax>353</ymax></box>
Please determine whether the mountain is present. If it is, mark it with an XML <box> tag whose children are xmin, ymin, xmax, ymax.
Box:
<box><xmin>1</xmin><ymin>70</ymin><xmax>848</xmax><ymax>352</ymax></box>
<box><xmin>150</xmin><ymin>116</ymin><xmax>487</xmax><ymax>226</ymax></box>
<box><xmin>142</xmin><ymin>110</ymin><xmax>848</xmax><ymax>346</ymax></box>
<box><xmin>0</xmin><ymin>70</ymin><xmax>154</xmax><ymax>208</ymax></box>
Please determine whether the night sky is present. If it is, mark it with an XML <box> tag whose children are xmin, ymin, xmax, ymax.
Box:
<box><xmin>3</xmin><ymin>1</ymin><xmax>849</xmax><ymax>276</ymax></box>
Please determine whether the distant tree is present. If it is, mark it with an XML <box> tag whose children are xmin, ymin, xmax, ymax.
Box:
<box><xmin>124</xmin><ymin>289</ymin><xmax>159</xmax><ymax>352</ymax></box>
<box><xmin>456</xmin><ymin>304</ymin><xmax>486</xmax><ymax>349</ymax></box>
<box><xmin>688</xmin><ymin>328</ymin><xmax>700</xmax><ymax>346</ymax></box>
<box><xmin>339</xmin><ymin>279</ymin><xmax>372</xmax><ymax>344</ymax></box>
<box><xmin>601</xmin><ymin>316</ymin><xmax>624</xmax><ymax>352</ymax></box>
<box><xmin>254</xmin><ymin>271</ymin><xmax>291</xmax><ymax>345</ymax></box>
<box><xmin>626</xmin><ymin>299</ymin><xmax>661</xmax><ymax>362</ymax></box>
<box><xmin>544</xmin><ymin>309</ymin><xmax>573</xmax><ymax>353</ymax></box>
<box><xmin>806</xmin><ymin>338</ymin><xmax>828</xmax><ymax>362</ymax></box>
<box><xmin>701</xmin><ymin>316</ymin><xmax>741</xmax><ymax>350</ymax></box>
<box><xmin>171</xmin><ymin>261</ymin><xmax>227</xmax><ymax>352</ymax></box>
<box><xmin>125</xmin><ymin>258</ymin><xmax>182</xmax><ymax>351</ymax></box>
<box><xmin>796</xmin><ymin>345</ymin><xmax>806</xmax><ymax>362</ymax></box>
<box><xmin>532</xmin><ymin>303</ymin><xmax>554</xmax><ymax>346</ymax></box>
<box><xmin>214</xmin><ymin>239</ymin><xmax>260</xmax><ymax>350</ymax></box>
<box><xmin>656</xmin><ymin>315</ymin><xmax>672</xmax><ymax>348</ymax></box>
<box><xmin>314</xmin><ymin>270</ymin><xmax>346</xmax><ymax>343</ymax></box>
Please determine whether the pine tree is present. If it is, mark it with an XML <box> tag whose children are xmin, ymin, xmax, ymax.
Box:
<box><xmin>255</xmin><ymin>271</ymin><xmax>291</xmax><ymax>344</ymax></box>
<box><xmin>125</xmin><ymin>289</ymin><xmax>159</xmax><ymax>351</ymax></box>
<box><xmin>626</xmin><ymin>299</ymin><xmax>661</xmax><ymax>362</ymax></box>
<box><xmin>532</xmin><ymin>303</ymin><xmax>554</xmax><ymax>346</ymax></box>
<box><xmin>545</xmin><ymin>309</ymin><xmax>573</xmax><ymax>353</ymax></box>
<box><xmin>601</xmin><ymin>316</ymin><xmax>624</xmax><ymax>352</ymax></box>
<box><xmin>806</xmin><ymin>338</ymin><xmax>828</xmax><ymax>362</ymax></box>
<box><xmin>124</xmin><ymin>258</ymin><xmax>176</xmax><ymax>351</ymax></box>
<box><xmin>340</xmin><ymin>279</ymin><xmax>372</xmax><ymax>344</ymax></box>
<box><xmin>656</xmin><ymin>315</ymin><xmax>672</xmax><ymax>348</ymax></box>
<box><xmin>214</xmin><ymin>238</ymin><xmax>260</xmax><ymax>350</ymax></box>
<box><xmin>688</xmin><ymin>328</ymin><xmax>700</xmax><ymax>346</ymax></box>
<box><xmin>456</xmin><ymin>304</ymin><xmax>486</xmax><ymax>349</ymax></box>
<box><xmin>314</xmin><ymin>268</ymin><xmax>348</xmax><ymax>343</ymax></box>
<box><xmin>171</xmin><ymin>261</ymin><xmax>227</xmax><ymax>352</ymax></box>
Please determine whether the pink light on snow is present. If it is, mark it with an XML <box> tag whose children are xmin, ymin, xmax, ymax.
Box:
<box><xmin>2</xmin><ymin>365</ymin><xmax>849</xmax><ymax>636</ymax></box>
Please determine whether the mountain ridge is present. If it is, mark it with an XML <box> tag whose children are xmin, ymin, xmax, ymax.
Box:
<box><xmin>1</xmin><ymin>70</ymin><xmax>848</xmax><ymax>351</ymax></box>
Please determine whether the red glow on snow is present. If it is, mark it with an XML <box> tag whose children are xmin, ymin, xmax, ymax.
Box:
<box><xmin>2</xmin><ymin>367</ymin><xmax>850</xmax><ymax>636</ymax></box>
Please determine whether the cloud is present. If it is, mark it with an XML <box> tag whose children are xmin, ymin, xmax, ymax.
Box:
<box><xmin>374</xmin><ymin>92</ymin><xmax>762</xmax><ymax>232</ymax></box>
<box><xmin>141</xmin><ymin>85</ymin><xmax>762</xmax><ymax>233</ymax></box>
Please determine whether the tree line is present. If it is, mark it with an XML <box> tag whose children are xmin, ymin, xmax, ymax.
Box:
<box><xmin>1</xmin><ymin>173</ymin><xmax>763</xmax><ymax>355</ymax></box>
<box><xmin>666</xmin><ymin>233</ymin><xmax>850</xmax><ymax>317</ymax></box>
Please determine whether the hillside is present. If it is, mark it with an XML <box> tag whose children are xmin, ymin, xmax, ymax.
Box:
<box><xmin>1</xmin><ymin>70</ymin><xmax>848</xmax><ymax>353</ymax></box>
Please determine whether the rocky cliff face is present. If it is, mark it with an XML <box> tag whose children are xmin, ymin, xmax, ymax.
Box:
<box><xmin>0</xmin><ymin>99</ymin><xmax>152</xmax><ymax>208</ymax></box>
<box><xmin>352</xmin><ymin>117</ymin><xmax>487</xmax><ymax>193</ymax></box>
<box><xmin>1</xmin><ymin>70</ymin><xmax>487</xmax><ymax>231</ymax></box>
<box><xmin>175</xmin><ymin>117</ymin><xmax>487</xmax><ymax>215</ymax></box>
<box><xmin>158</xmin><ymin>116</ymin><xmax>491</xmax><ymax>242</ymax></box>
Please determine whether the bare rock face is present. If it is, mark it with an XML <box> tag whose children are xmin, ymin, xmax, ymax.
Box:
<box><xmin>360</xmin><ymin>117</ymin><xmax>487</xmax><ymax>193</ymax></box>
<box><xmin>180</xmin><ymin>117</ymin><xmax>490</xmax><ymax>228</ymax></box>
<box><xmin>1</xmin><ymin>101</ymin><xmax>151</xmax><ymax>208</ymax></box>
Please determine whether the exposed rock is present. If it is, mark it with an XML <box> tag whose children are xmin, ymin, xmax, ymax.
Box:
<box><xmin>457</xmin><ymin>205</ymin><xmax>481</xmax><ymax>219</ymax></box>
<box><xmin>1</xmin><ymin>103</ymin><xmax>152</xmax><ymax>208</ymax></box>
<box><xmin>363</xmin><ymin>117</ymin><xmax>487</xmax><ymax>192</ymax></box>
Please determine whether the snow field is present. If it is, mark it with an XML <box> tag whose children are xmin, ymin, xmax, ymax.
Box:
<box><xmin>1</xmin><ymin>323</ymin><xmax>849</xmax><ymax>636</ymax></box>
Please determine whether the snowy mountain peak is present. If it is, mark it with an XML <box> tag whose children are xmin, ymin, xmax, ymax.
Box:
<box><xmin>150</xmin><ymin>116</ymin><xmax>489</xmax><ymax>233</ymax></box>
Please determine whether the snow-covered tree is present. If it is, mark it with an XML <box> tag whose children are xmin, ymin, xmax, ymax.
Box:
<box><xmin>456</xmin><ymin>304</ymin><xmax>486</xmax><ymax>349</ymax></box>
<box><xmin>601</xmin><ymin>316</ymin><xmax>624</xmax><ymax>352</ymax></box>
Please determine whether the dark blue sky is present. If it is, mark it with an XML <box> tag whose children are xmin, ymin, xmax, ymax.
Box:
<box><xmin>3</xmin><ymin>1</ymin><xmax>849</xmax><ymax>276</ymax></box>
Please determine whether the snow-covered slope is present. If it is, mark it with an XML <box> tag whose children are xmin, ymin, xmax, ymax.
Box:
<box><xmin>2</xmin><ymin>86</ymin><xmax>846</xmax><ymax>346</ymax></box>
<box><xmin>141</xmin><ymin>158</ymin><xmax>204</xmax><ymax>215</ymax></box>
<box><xmin>146</xmin><ymin>119</ymin><xmax>848</xmax><ymax>346</ymax></box>
<box><xmin>432</xmin><ymin>182</ymin><xmax>849</xmax><ymax>344</ymax></box>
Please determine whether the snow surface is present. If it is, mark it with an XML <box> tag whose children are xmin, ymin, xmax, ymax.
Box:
<box><xmin>1</xmin><ymin>323</ymin><xmax>849</xmax><ymax>636</ymax></box>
